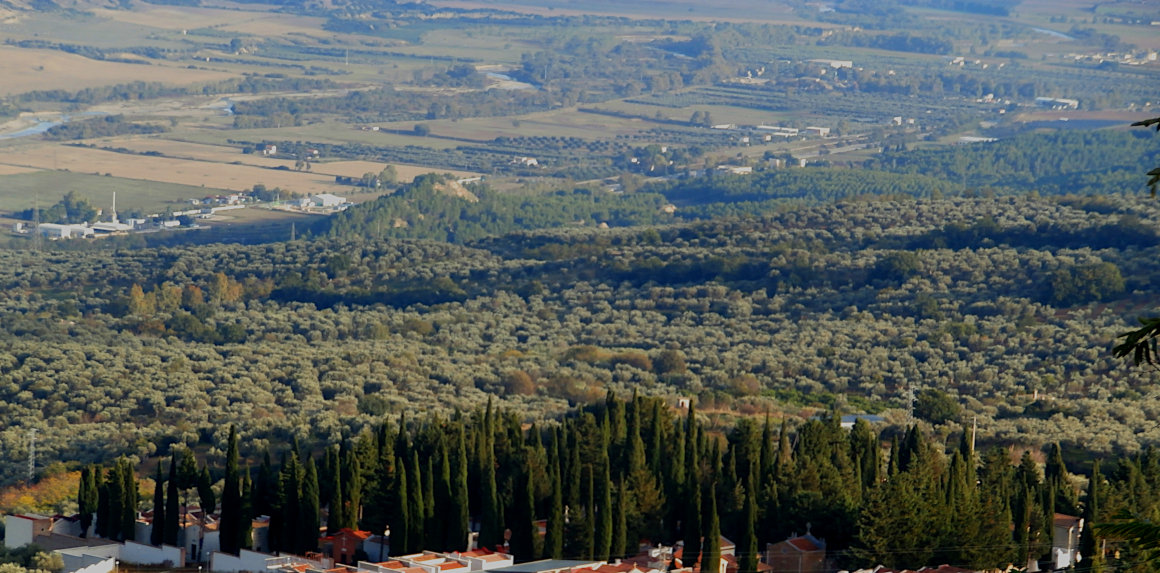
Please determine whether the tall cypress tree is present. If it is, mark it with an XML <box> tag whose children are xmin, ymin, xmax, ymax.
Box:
<box><xmin>121</xmin><ymin>458</ymin><xmax>139</xmax><ymax>542</ymax></box>
<box><xmin>79</xmin><ymin>465</ymin><xmax>98</xmax><ymax>538</ymax></box>
<box><xmin>594</xmin><ymin>454</ymin><xmax>612</xmax><ymax>561</ymax></box>
<box><xmin>301</xmin><ymin>457</ymin><xmax>321</xmax><ymax>553</ymax></box>
<box><xmin>682</xmin><ymin>406</ymin><xmax>702</xmax><ymax>569</ymax></box>
<box><xmin>1079</xmin><ymin>459</ymin><xmax>1104</xmax><ymax>573</ymax></box>
<box><xmin>151</xmin><ymin>463</ymin><xmax>166</xmax><ymax>546</ymax></box>
<box><xmin>423</xmin><ymin>456</ymin><xmax>437</xmax><ymax>551</ymax></box>
<box><xmin>279</xmin><ymin>453</ymin><xmax>302</xmax><ymax>554</ymax></box>
<box><xmin>448</xmin><ymin>426</ymin><xmax>471</xmax><ymax>551</ymax></box>
<box><xmin>96</xmin><ymin>467</ymin><xmax>112</xmax><ymax>539</ymax></box>
<box><xmin>340</xmin><ymin>445</ymin><xmax>363</xmax><ymax>531</ymax></box>
<box><xmin>165</xmin><ymin>456</ymin><xmax>180</xmax><ymax>546</ymax></box>
<box><xmin>220</xmin><ymin>425</ymin><xmax>241</xmax><ymax>554</ymax></box>
<box><xmin>737</xmin><ymin>475</ymin><xmax>758</xmax><ymax>573</ymax></box>
<box><xmin>701</xmin><ymin>481</ymin><xmax>721</xmax><ymax>573</ymax></box>
<box><xmin>408</xmin><ymin>449</ymin><xmax>425</xmax><ymax>552</ymax></box>
<box><xmin>328</xmin><ymin>449</ymin><xmax>345</xmax><ymax>534</ymax></box>
<box><xmin>240</xmin><ymin>467</ymin><xmax>253</xmax><ymax>550</ymax></box>
<box><xmin>511</xmin><ymin>457</ymin><xmax>538</xmax><ymax>562</ymax></box>
<box><xmin>612</xmin><ymin>477</ymin><xmax>627</xmax><ymax>559</ymax></box>
<box><xmin>390</xmin><ymin>452</ymin><xmax>410</xmax><ymax>557</ymax></box>
<box><xmin>479</xmin><ymin>432</ymin><xmax>502</xmax><ymax>550</ymax></box>
<box><xmin>432</xmin><ymin>438</ymin><xmax>452</xmax><ymax>551</ymax></box>
<box><xmin>544</xmin><ymin>440</ymin><xmax>564</xmax><ymax>559</ymax></box>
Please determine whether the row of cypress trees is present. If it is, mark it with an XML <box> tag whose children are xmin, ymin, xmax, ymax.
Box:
<box><xmin>79</xmin><ymin>394</ymin><xmax>1158</xmax><ymax>571</ymax></box>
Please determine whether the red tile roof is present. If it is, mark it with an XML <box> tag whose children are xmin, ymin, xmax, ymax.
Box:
<box><xmin>786</xmin><ymin>537</ymin><xmax>821</xmax><ymax>552</ymax></box>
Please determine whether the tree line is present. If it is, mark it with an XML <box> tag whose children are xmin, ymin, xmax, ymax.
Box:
<box><xmin>76</xmin><ymin>395</ymin><xmax>1160</xmax><ymax>572</ymax></box>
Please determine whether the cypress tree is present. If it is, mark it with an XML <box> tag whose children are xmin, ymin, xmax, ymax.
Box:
<box><xmin>328</xmin><ymin>450</ymin><xmax>345</xmax><ymax>534</ymax></box>
<box><xmin>165</xmin><ymin>456</ymin><xmax>180</xmax><ymax>546</ymax></box>
<box><xmin>79</xmin><ymin>465</ymin><xmax>98</xmax><ymax>538</ymax></box>
<box><xmin>151</xmin><ymin>463</ymin><xmax>166</xmax><ymax>546</ymax></box>
<box><xmin>197</xmin><ymin>465</ymin><xmax>215</xmax><ymax>521</ymax></box>
<box><xmin>611</xmin><ymin>477</ymin><xmax>627</xmax><ymax>559</ymax></box>
<box><xmin>240</xmin><ymin>467</ymin><xmax>253</xmax><ymax>550</ymax></box>
<box><xmin>106</xmin><ymin>464</ymin><xmax>124</xmax><ymax>540</ymax></box>
<box><xmin>408</xmin><ymin>449</ymin><xmax>425</xmax><ymax>552</ymax></box>
<box><xmin>701</xmin><ymin>481</ymin><xmax>721</xmax><ymax>573</ymax></box>
<box><xmin>433</xmin><ymin>439</ymin><xmax>452</xmax><ymax>552</ymax></box>
<box><xmin>122</xmin><ymin>459</ymin><xmax>139</xmax><ymax>542</ymax></box>
<box><xmin>448</xmin><ymin>426</ymin><xmax>471</xmax><ymax>551</ymax></box>
<box><xmin>594</xmin><ymin>454</ymin><xmax>612</xmax><ymax>561</ymax></box>
<box><xmin>279</xmin><ymin>453</ymin><xmax>302</xmax><ymax>554</ymax></box>
<box><xmin>511</xmin><ymin>457</ymin><xmax>538</xmax><ymax>562</ymax></box>
<box><xmin>255</xmin><ymin>449</ymin><xmax>275</xmax><ymax>519</ymax></box>
<box><xmin>220</xmin><ymin>425</ymin><xmax>241</xmax><ymax>554</ymax></box>
<box><xmin>96</xmin><ymin>467</ymin><xmax>112</xmax><ymax>539</ymax></box>
<box><xmin>340</xmin><ymin>445</ymin><xmax>363</xmax><ymax>531</ymax></box>
<box><xmin>479</xmin><ymin>435</ymin><xmax>502</xmax><ymax>550</ymax></box>
<box><xmin>682</xmin><ymin>404</ymin><xmax>702</xmax><ymax>569</ymax></box>
<box><xmin>583</xmin><ymin>464</ymin><xmax>595</xmax><ymax>560</ymax></box>
<box><xmin>391</xmin><ymin>453</ymin><xmax>410</xmax><ymax>559</ymax></box>
<box><xmin>737</xmin><ymin>475</ymin><xmax>758</xmax><ymax>573</ymax></box>
<box><xmin>544</xmin><ymin>441</ymin><xmax>564</xmax><ymax>559</ymax></box>
<box><xmin>301</xmin><ymin>457</ymin><xmax>321</xmax><ymax>553</ymax></box>
<box><xmin>423</xmin><ymin>455</ymin><xmax>437</xmax><ymax>551</ymax></box>
<box><xmin>1079</xmin><ymin>459</ymin><xmax>1104</xmax><ymax>573</ymax></box>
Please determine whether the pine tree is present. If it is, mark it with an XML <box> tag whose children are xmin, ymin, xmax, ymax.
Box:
<box><xmin>424</xmin><ymin>456</ymin><xmax>438</xmax><ymax>551</ymax></box>
<box><xmin>165</xmin><ymin>456</ymin><xmax>180</xmax><ymax>546</ymax></box>
<box><xmin>151</xmin><ymin>463</ymin><xmax>166</xmax><ymax>546</ymax></box>
<box><xmin>221</xmin><ymin>425</ymin><xmax>241</xmax><ymax>554</ymax></box>
<box><xmin>301</xmin><ymin>457</ymin><xmax>321</xmax><ymax>553</ymax></box>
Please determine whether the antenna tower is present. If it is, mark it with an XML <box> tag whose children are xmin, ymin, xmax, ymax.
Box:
<box><xmin>27</xmin><ymin>429</ymin><xmax>36</xmax><ymax>482</ymax></box>
<box><xmin>905</xmin><ymin>383</ymin><xmax>915</xmax><ymax>425</ymax></box>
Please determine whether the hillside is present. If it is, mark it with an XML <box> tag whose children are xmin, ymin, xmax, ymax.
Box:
<box><xmin>1</xmin><ymin>193</ymin><xmax>1157</xmax><ymax>485</ymax></box>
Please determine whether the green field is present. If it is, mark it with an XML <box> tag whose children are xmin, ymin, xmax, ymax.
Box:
<box><xmin>0</xmin><ymin>170</ymin><xmax>222</xmax><ymax>214</ymax></box>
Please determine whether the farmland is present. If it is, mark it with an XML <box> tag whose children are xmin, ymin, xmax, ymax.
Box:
<box><xmin>0</xmin><ymin>0</ymin><xmax>1155</xmax><ymax>232</ymax></box>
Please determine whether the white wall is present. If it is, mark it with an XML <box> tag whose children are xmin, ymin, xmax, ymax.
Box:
<box><xmin>4</xmin><ymin>516</ymin><xmax>36</xmax><ymax>548</ymax></box>
<box><xmin>121</xmin><ymin>541</ymin><xmax>185</xmax><ymax>566</ymax></box>
<box><xmin>61</xmin><ymin>554</ymin><xmax>115</xmax><ymax>573</ymax></box>
<box><xmin>210</xmin><ymin>549</ymin><xmax>278</xmax><ymax>573</ymax></box>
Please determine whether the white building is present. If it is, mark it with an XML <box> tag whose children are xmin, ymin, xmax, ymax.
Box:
<box><xmin>38</xmin><ymin>223</ymin><xmax>95</xmax><ymax>239</ymax></box>
<box><xmin>310</xmin><ymin>194</ymin><xmax>347</xmax><ymax>208</ymax></box>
